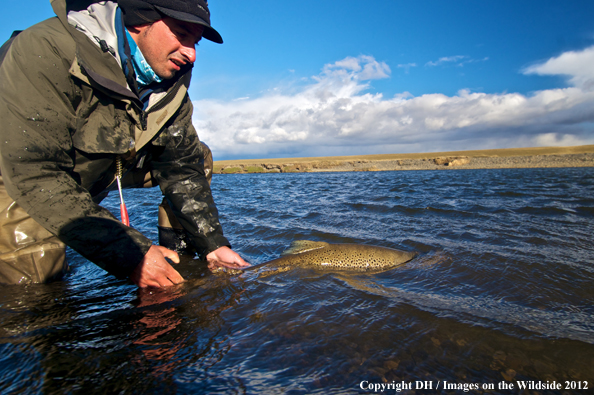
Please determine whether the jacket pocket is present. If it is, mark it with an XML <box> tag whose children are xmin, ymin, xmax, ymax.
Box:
<box><xmin>72</xmin><ymin>89</ymin><xmax>134</xmax><ymax>155</ymax></box>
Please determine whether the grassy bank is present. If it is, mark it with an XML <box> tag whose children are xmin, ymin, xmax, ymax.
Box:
<box><xmin>213</xmin><ymin>145</ymin><xmax>594</xmax><ymax>174</ymax></box>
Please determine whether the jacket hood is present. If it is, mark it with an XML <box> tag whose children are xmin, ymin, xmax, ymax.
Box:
<box><xmin>67</xmin><ymin>0</ymin><xmax>122</xmax><ymax>65</ymax></box>
<box><xmin>52</xmin><ymin>0</ymin><xmax>139</xmax><ymax>102</ymax></box>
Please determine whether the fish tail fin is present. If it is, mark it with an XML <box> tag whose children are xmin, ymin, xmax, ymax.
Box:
<box><xmin>281</xmin><ymin>240</ymin><xmax>328</xmax><ymax>256</ymax></box>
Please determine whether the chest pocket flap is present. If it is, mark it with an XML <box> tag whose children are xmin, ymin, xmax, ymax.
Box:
<box><xmin>72</xmin><ymin>88</ymin><xmax>134</xmax><ymax>154</ymax></box>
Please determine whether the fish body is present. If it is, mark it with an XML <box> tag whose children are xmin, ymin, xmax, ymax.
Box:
<box><xmin>256</xmin><ymin>240</ymin><xmax>416</xmax><ymax>272</ymax></box>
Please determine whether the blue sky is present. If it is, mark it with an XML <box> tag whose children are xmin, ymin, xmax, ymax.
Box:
<box><xmin>2</xmin><ymin>1</ymin><xmax>594</xmax><ymax>159</ymax></box>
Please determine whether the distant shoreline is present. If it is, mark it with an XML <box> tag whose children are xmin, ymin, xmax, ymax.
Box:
<box><xmin>213</xmin><ymin>145</ymin><xmax>594</xmax><ymax>174</ymax></box>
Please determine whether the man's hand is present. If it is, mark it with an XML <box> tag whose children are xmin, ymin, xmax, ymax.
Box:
<box><xmin>130</xmin><ymin>245</ymin><xmax>184</xmax><ymax>288</ymax></box>
<box><xmin>206</xmin><ymin>246</ymin><xmax>250</xmax><ymax>270</ymax></box>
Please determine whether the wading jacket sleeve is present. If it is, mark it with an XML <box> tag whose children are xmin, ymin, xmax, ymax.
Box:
<box><xmin>0</xmin><ymin>2</ymin><xmax>229</xmax><ymax>278</ymax></box>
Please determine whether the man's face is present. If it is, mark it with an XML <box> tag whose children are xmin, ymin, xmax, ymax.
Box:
<box><xmin>129</xmin><ymin>17</ymin><xmax>205</xmax><ymax>79</ymax></box>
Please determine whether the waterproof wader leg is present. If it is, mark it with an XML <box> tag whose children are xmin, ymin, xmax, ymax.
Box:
<box><xmin>157</xmin><ymin>142</ymin><xmax>213</xmax><ymax>255</ymax></box>
<box><xmin>0</xmin><ymin>176</ymin><xmax>68</xmax><ymax>284</ymax></box>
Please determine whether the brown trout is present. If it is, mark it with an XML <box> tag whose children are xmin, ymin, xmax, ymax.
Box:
<box><xmin>245</xmin><ymin>240</ymin><xmax>416</xmax><ymax>273</ymax></box>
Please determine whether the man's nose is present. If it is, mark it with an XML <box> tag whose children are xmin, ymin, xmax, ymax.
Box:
<box><xmin>179</xmin><ymin>44</ymin><xmax>196</xmax><ymax>64</ymax></box>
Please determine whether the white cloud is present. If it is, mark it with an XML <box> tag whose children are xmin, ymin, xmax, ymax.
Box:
<box><xmin>194</xmin><ymin>52</ymin><xmax>594</xmax><ymax>160</ymax></box>
<box><xmin>425</xmin><ymin>55</ymin><xmax>489</xmax><ymax>68</ymax></box>
<box><xmin>523</xmin><ymin>46</ymin><xmax>594</xmax><ymax>90</ymax></box>
<box><xmin>533</xmin><ymin>132</ymin><xmax>586</xmax><ymax>147</ymax></box>
<box><xmin>425</xmin><ymin>55</ymin><xmax>466</xmax><ymax>67</ymax></box>
<box><xmin>321</xmin><ymin>55</ymin><xmax>391</xmax><ymax>80</ymax></box>
<box><xmin>397</xmin><ymin>63</ymin><xmax>417</xmax><ymax>73</ymax></box>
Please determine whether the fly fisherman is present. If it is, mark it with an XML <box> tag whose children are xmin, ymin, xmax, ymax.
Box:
<box><xmin>0</xmin><ymin>0</ymin><xmax>249</xmax><ymax>286</ymax></box>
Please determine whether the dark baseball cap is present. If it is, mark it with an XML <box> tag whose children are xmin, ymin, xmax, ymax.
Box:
<box><xmin>119</xmin><ymin>0</ymin><xmax>223</xmax><ymax>43</ymax></box>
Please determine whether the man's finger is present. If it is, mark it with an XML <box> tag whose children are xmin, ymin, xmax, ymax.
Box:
<box><xmin>235</xmin><ymin>256</ymin><xmax>251</xmax><ymax>267</ymax></box>
<box><xmin>166</xmin><ymin>267</ymin><xmax>184</xmax><ymax>284</ymax></box>
<box><xmin>156</xmin><ymin>246</ymin><xmax>180</xmax><ymax>264</ymax></box>
<box><xmin>130</xmin><ymin>245</ymin><xmax>185</xmax><ymax>287</ymax></box>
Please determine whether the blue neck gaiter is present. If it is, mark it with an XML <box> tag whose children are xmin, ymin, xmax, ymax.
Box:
<box><xmin>125</xmin><ymin>28</ymin><xmax>163</xmax><ymax>87</ymax></box>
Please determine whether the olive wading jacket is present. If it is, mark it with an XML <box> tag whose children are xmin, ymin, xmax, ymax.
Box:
<box><xmin>0</xmin><ymin>0</ymin><xmax>230</xmax><ymax>278</ymax></box>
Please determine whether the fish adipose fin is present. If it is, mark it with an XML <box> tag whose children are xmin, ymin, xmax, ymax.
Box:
<box><xmin>281</xmin><ymin>240</ymin><xmax>328</xmax><ymax>256</ymax></box>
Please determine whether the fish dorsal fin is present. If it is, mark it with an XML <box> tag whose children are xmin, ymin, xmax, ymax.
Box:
<box><xmin>281</xmin><ymin>240</ymin><xmax>329</xmax><ymax>256</ymax></box>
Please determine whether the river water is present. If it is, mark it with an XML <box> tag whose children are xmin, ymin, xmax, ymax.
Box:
<box><xmin>1</xmin><ymin>167</ymin><xmax>593</xmax><ymax>394</ymax></box>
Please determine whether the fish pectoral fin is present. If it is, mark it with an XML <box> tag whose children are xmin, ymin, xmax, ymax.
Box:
<box><xmin>281</xmin><ymin>240</ymin><xmax>329</xmax><ymax>256</ymax></box>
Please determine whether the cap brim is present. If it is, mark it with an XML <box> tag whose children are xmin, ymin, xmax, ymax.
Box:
<box><xmin>154</xmin><ymin>5</ymin><xmax>223</xmax><ymax>44</ymax></box>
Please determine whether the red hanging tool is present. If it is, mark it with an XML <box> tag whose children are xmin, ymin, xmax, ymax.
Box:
<box><xmin>116</xmin><ymin>157</ymin><xmax>130</xmax><ymax>226</ymax></box>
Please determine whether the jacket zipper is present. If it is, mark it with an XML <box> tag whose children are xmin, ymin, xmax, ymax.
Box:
<box><xmin>139</xmin><ymin>111</ymin><xmax>148</xmax><ymax>131</ymax></box>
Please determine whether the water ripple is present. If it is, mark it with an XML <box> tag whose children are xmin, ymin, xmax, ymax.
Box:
<box><xmin>2</xmin><ymin>167</ymin><xmax>594</xmax><ymax>392</ymax></box>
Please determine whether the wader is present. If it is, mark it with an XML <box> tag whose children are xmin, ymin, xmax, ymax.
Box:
<box><xmin>0</xmin><ymin>176</ymin><xmax>68</xmax><ymax>284</ymax></box>
<box><xmin>0</xmin><ymin>143</ymin><xmax>213</xmax><ymax>285</ymax></box>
